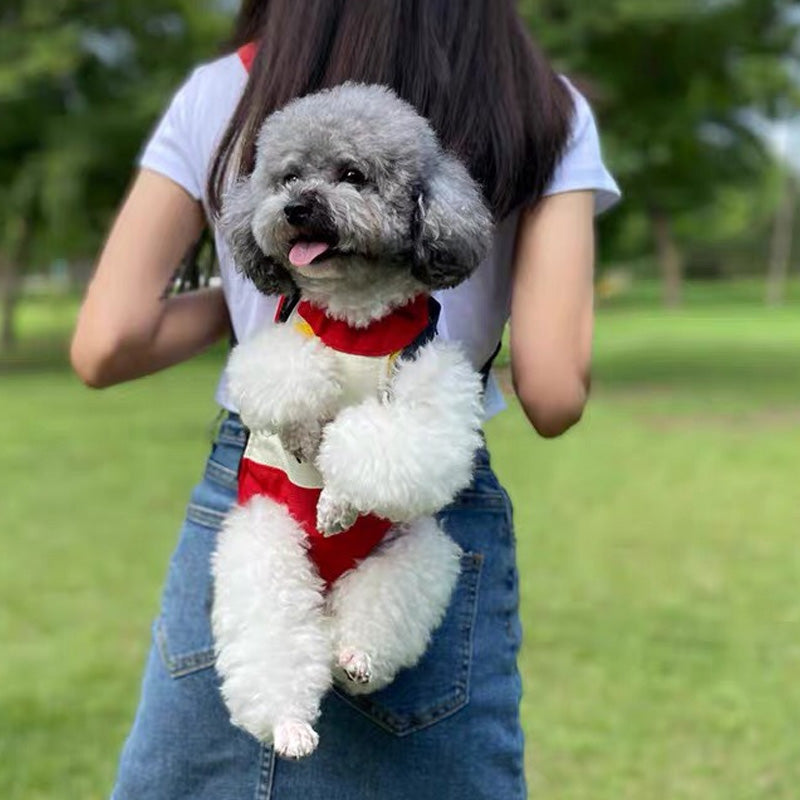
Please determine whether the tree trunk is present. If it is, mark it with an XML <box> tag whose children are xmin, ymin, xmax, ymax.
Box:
<box><xmin>0</xmin><ymin>215</ymin><xmax>33</xmax><ymax>352</ymax></box>
<box><xmin>651</xmin><ymin>208</ymin><xmax>683</xmax><ymax>308</ymax></box>
<box><xmin>0</xmin><ymin>255</ymin><xmax>20</xmax><ymax>351</ymax></box>
<box><xmin>765</xmin><ymin>173</ymin><xmax>797</xmax><ymax>306</ymax></box>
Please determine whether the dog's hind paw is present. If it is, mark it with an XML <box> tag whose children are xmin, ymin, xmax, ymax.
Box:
<box><xmin>273</xmin><ymin>719</ymin><xmax>319</xmax><ymax>760</ymax></box>
<box><xmin>338</xmin><ymin>647</ymin><xmax>372</xmax><ymax>684</ymax></box>
<box><xmin>316</xmin><ymin>490</ymin><xmax>358</xmax><ymax>536</ymax></box>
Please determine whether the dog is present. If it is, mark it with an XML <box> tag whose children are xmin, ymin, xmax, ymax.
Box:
<box><xmin>212</xmin><ymin>82</ymin><xmax>493</xmax><ymax>759</ymax></box>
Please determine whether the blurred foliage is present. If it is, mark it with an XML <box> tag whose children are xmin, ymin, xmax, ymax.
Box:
<box><xmin>523</xmin><ymin>0</ymin><xmax>800</xmax><ymax>277</ymax></box>
<box><xmin>0</xmin><ymin>0</ymin><xmax>230</xmax><ymax>266</ymax></box>
<box><xmin>0</xmin><ymin>0</ymin><xmax>799</xmax><ymax>312</ymax></box>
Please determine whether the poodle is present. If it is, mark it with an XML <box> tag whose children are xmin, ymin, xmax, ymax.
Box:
<box><xmin>212</xmin><ymin>82</ymin><xmax>493</xmax><ymax>759</ymax></box>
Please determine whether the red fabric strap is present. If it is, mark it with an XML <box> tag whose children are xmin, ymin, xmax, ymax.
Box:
<box><xmin>295</xmin><ymin>295</ymin><xmax>430</xmax><ymax>357</ymax></box>
<box><xmin>274</xmin><ymin>294</ymin><xmax>288</xmax><ymax>323</ymax></box>
<box><xmin>238</xmin><ymin>458</ymin><xmax>392</xmax><ymax>585</ymax></box>
<box><xmin>237</xmin><ymin>42</ymin><xmax>257</xmax><ymax>72</ymax></box>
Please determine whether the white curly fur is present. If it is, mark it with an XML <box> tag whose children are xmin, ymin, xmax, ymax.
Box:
<box><xmin>327</xmin><ymin>518</ymin><xmax>463</xmax><ymax>694</ymax></box>
<box><xmin>316</xmin><ymin>339</ymin><xmax>484</xmax><ymax>521</ymax></box>
<box><xmin>211</xmin><ymin>497</ymin><xmax>332</xmax><ymax>756</ymax></box>
<box><xmin>212</xmin><ymin>332</ymin><xmax>482</xmax><ymax>758</ymax></box>
<box><xmin>213</xmin><ymin>83</ymin><xmax>492</xmax><ymax>761</ymax></box>
<box><xmin>226</xmin><ymin>324</ymin><xmax>343</xmax><ymax>433</ymax></box>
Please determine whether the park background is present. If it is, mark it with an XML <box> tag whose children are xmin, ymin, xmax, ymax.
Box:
<box><xmin>2</xmin><ymin>1</ymin><xmax>800</xmax><ymax>797</ymax></box>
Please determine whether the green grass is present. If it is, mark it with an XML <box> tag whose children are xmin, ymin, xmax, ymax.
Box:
<box><xmin>2</xmin><ymin>283</ymin><xmax>800</xmax><ymax>798</ymax></box>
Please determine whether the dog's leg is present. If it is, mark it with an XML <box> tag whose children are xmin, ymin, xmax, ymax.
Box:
<box><xmin>327</xmin><ymin>517</ymin><xmax>462</xmax><ymax>694</ymax></box>
<box><xmin>227</xmin><ymin>324</ymin><xmax>342</xmax><ymax>461</ymax></box>
<box><xmin>316</xmin><ymin>339</ymin><xmax>483</xmax><ymax>522</ymax></box>
<box><xmin>211</xmin><ymin>496</ymin><xmax>331</xmax><ymax>758</ymax></box>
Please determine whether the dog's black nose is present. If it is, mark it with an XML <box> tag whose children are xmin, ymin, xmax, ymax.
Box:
<box><xmin>284</xmin><ymin>201</ymin><xmax>311</xmax><ymax>225</ymax></box>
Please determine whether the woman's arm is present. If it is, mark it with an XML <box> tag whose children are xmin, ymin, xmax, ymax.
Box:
<box><xmin>509</xmin><ymin>190</ymin><xmax>595</xmax><ymax>438</ymax></box>
<box><xmin>70</xmin><ymin>169</ymin><xmax>230</xmax><ymax>388</ymax></box>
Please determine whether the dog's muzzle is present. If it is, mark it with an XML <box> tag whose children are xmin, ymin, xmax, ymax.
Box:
<box><xmin>284</xmin><ymin>194</ymin><xmax>339</xmax><ymax>248</ymax></box>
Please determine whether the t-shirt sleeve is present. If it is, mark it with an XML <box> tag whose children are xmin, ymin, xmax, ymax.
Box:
<box><xmin>138</xmin><ymin>69</ymin><xmax>205</xmax><ymax>201</ymax></box>
<box><xmin>543</xmin><ymin>79</ymin><xmax>621</xmax><ymax>215</ymax></box>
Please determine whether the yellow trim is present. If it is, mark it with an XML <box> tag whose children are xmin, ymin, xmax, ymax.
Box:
<box><xmin>293</xmin><ymin>318</ymin><xmax>315</xmax><ymax>338</ymax></box>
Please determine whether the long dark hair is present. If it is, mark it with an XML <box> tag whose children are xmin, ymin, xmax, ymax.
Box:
<box><xmin>208</xmin><ymin>0</ymin><xmax>574</xmax><ymax>221</ymax></box>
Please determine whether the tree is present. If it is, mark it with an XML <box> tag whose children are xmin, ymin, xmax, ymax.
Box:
<box><xmin>0</xmin><ymin>0</ymin><xmax>230</xmax><ymax>349</ymax></box>
<box><xmin>523</xmin><ymin>0</ymin><xmax>800</xmax><ymax>305</ymax></box>
<box><xmin>765</xmin><ymin>118</ymin><xmax>799</xmax><ymax>304</ymax></box>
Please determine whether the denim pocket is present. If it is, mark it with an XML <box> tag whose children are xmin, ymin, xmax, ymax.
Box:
<box><xmin>155</xmin><ymin>464</ymin><xmax>236</xmax><ymax>678</ymax></box>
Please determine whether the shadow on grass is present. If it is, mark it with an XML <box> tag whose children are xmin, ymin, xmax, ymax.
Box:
<box><xmin>0</xmin><ymin>338</ymin><xmax>73</xmax><ymax>375</ymax></box>
<box><xmin>0</xmin><ymin>338</ymin><xmax>230</xmax><ymax>377</ymax></box>
<box><xmin>597</xmin><ymin>278</ymin><xmax>800</xmax><ymax>312</ymax></box>
<box><xmin>5</xmin><ymin>331</ymin><xmax>800</xmax><ymax>404</ymax></box>
<box><xmin>596</xmin><ymin>342</ymin><xmax>800</xmax><ymax>391</ymax></box>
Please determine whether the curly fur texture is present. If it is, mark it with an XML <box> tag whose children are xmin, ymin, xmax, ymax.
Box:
<box><xmin>226</xmin><ymin>323</ymin><xmax>342</xmax><ymax>460</ymax></box>
<box><xmin>316</xmin><ymin>340</ymin><xmax>484</xmax><ymax>522</ymax></box>
<box><xmin>327</xmin><ymin>518</ymin><xmax>463</xmax><ymax>694</ymax></box>
<box><xmin>219</xmin><ymin>82</ymin><xmax>493</xmax><ymax>326</ymax></box>
<box><xmin>212</xmin><ymin>83</ymin><xmax>492</xmax><ymax>760</ymax></box>
<box><xmin>211</xmin><ymin>498</ymin><xmax>331</xmax><ymax>753</ymax></box>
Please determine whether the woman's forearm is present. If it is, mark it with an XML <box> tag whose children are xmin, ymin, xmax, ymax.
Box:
<box><xmin>510</xmin><ymin>191</ymin><xmax>595</xmax><ymax>438</ymax></box>
<box><xmin>70</xmin><ymin>169</ymin><xmax>229</xmax><ymax>388</ymax></box>
<box><xmin>71</xmin><ymin>286</ymin><xmax>230</xmax><ymax>388</ymax></box>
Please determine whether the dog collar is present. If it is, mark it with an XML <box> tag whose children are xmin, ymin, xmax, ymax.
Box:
<box><xmin>292</xmin><ymin>295</ymin><xmax>431</xmax><ymax>357</ymax></box>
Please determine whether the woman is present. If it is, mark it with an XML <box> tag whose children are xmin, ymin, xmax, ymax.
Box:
<box><xmin>71</xmin><ymin>1</ymin><xmax>620</xmax><ymax>798</ymax></box>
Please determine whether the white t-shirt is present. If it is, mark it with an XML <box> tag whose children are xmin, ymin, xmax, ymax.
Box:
<box><xmin>139</xmin><ymin>52</ymin><xmax>621</xmax><ymax>417</ymax></box>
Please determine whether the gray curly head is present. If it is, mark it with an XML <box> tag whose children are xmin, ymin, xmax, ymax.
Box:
<box><xmin>220</xmin><ymin>83</ymin><xmax>493</xmax><ymax>323</ymax></box>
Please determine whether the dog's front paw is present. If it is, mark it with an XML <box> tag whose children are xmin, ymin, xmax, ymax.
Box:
<box><xmin>316</xmin><ymin>490</ymin><xmax>358</xmax><ymax>536</ymax></box>
<box><xmin>279</xmin><ymin>420</ymin><xmax>323</xmax><ymax>463</ymax></box>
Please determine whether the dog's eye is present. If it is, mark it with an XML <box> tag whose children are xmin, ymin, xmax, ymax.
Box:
<box><xmin>341</xmin><ymin>168</ymin><xmax>367</xmax><ymax>187</ymax></box>
<box><xmin>282</xmin><ymin>173</ymin><xmax>299</xmax><ymax>186</ymax></box>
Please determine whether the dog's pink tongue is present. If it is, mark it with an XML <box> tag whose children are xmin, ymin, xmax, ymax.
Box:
<box><xmin>289</xmin><ymin>241</ymin><xmax>330</xmax><ymax>267</ymax></box>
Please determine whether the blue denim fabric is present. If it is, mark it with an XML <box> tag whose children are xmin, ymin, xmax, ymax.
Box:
<box><xmin>111</xmin><ymin>413</ymin><xmax>526</xmax><ymax>799</ymax></box>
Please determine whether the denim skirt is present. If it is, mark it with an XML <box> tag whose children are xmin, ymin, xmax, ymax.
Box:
<box><xmin>111</xmin><ymin>413</ymin><xmax>526</xmax><ymax>799</ymax></box>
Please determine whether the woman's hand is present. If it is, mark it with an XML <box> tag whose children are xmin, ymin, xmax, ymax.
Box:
<box><xmin>509</xmin><ymin>190</ymin><xmax>595</xmax><ymax>438</ymax></box>
<box><xmin>70</xmin><ymin>169</ymin><xmax>230</xmax><ymax>388</ymax></box>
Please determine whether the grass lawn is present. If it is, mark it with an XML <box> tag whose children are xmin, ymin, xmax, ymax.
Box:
<box><xmin>2</xmin><ymin>283</ymin><xmax>800</xmax><ymax>798</ymax></box>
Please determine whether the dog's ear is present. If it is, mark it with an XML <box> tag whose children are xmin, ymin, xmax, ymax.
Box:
<box><xmin>219</xmin><ymin>177</ymin><xmax>297</xmax><ymax>296</ymax></box>
<box><xmin>411</xmin><ymin>153</ymin><xmax>494</xmax><ymax>290</ymax></box>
